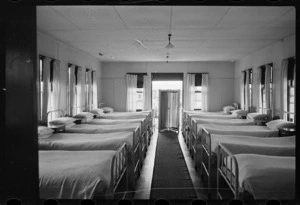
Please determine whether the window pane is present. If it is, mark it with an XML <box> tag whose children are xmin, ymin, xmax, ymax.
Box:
<box><xmin>289</xmin><ymin>87</ymin><xmax>294</xmax><ymax>96</ymax></box>
<box><xmin>289</xmin><ymin>104</ymin><xmax>295</xmax><ymax>113</ymax></box>
<box><xmin>195</xmin><ymin>101</ymin><xmax>202</xmax><ymax>109</ymax></box>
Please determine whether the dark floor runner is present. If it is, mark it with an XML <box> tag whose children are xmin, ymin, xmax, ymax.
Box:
<box><xmin>150</xmin><ymin>130</ymin><xmax>197</xmax><ymax>199</ymax></box>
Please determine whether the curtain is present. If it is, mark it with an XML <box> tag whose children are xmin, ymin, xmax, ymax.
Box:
<box><xmin>143</xmin><ymin>75</ymin><xmax>151</xmax><ymax>111</ymax></box>
<box><xmin>41</xmin><ymin>57</ymin><xmax>51</xmax><ymax>123</ymax></box>
<box><xmin>126</xmin><ymin>74</ymin><xmax>137</xmax><ymax>112</ymax></box>
<box><xmin>244</xmin><ymin>70</ymin><xmax>250</xmax><ymax>112</ymax></box>
<box><xmin>183</xmin><ymin>74</ymin><xmax>195</xmax><ymax>111</ymax></box>
<box><xmin>265</xmin><ymin>64</ymin><xmax>272</xmax><ymax>116</ymax></box>
<box><xmin>257</xmin><ymin>67</ymin><xmax>262</xmax><ymax>113</ymax></box>
<box><xmin>240</xmin><ymin>71</ymin><xmax>245</xmax><ymax>110</ymax></box>
<box><xmin>68</xmin><ymin>65</ymin><xmax>76</xmax><ymax>116</ymax></box>
<box><xmin>75</xmin><ymin>66</ymin><xmax>83</xmax><ymax>114</ymax></box>
<box><xmin>51</xmin><ymin>60</ymin><xmax>61</xmax><ymax>119</ymax></box>
<box><xmin>280</xmin><ymin>59</ymin><xmax>289</xmax><ymax>120</ymax></box>
<box><xmin>92</xmin><ymin>71</ymin><xmax>98</xmax><ymax>110</ymax></box>
<box><xmin>169</xmin><ymin>91</ymin><xmax>180</xmax><ymax>128</ymax></box>
<box><xmin>201</xmin><ymin>74</ymin><xmax>209</xmax><ymax>111</ymax></box>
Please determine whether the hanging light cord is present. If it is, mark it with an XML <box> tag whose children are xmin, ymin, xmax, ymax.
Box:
<box><xmin>168</xmin><ymin>6</ymin><xmax>172</xmax><ymax>35</ymax></box>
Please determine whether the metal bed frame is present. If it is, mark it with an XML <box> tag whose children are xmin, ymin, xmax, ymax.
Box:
<box><xmin>107</xmin><ymin>143</ymin><xmax>128</xmax><ymax>199</ymax></box>
<box><xmin>216</xmin><ymin>143</ymin><xmax>240</xmax><ymax>199</ymax></box>
<box><xmin>46</xmin><ymin>109</ymin><xmax>142</xmax><ymax>192</ymax></box>
<box><xmin>195</xmin><ymin>108</ymin><xmax>273</xmax><ymax>198</ymax></box>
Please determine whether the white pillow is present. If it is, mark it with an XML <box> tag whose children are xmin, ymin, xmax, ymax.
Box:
<box><xmin>102</xmin><ymin>107</ymin><xmax>114</xmax><ymax>113</ymax></box>
<box><xmin>49</xmin><ymin>117</ymin><xmax>76</xmax><ymax>126</ymax></box>
<box><xmin>74</xmin><ymin>112</ymin><xmax>94</xmax><ymax>119</ymax></box>
<box><xmin>231</xmin><ymin>109</ymin><xmax>248</xmax><ymax>116</ymax></box>
<box><xmin>90</xmin><ymin>109</ymin><xmax>104</xmax><ymax>115</ymax></box>
<box><xmin>247</xmin><ymin>113</ymin><xmax>269</xmax><ymax>121</ymax></box>
<box><xmin>223</xmin><ymin>105</ymin><xmax>235</xmax><ymax>114</ymax></box>
<box><xmin>266</xmin><ymin>119</ymin><xmax>295</xmax><ymax>131</ymax></box>
<box><xmin>38</xmin><ymin>126</ymin><xmax>54</xmax><ymax>138</ymax></box>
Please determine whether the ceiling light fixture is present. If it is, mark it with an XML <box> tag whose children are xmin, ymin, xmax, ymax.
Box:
<box><xmin>166</xmin><ymin>34</ymin><xmax>174</xmax><ymax>49</ymax></box>
<box><xmin>166</xmin><ymin>55</ymin><xmax>169</xmax><ymax>63</ymax></box>
<box><xmin>165</xmin><ymin>6</ymin><xmax>174</xmax><ymax>49</ymax></box>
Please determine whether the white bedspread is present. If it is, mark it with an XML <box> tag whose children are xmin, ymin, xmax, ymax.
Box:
<box><xmin>234</xmin><ymin>154</ymin><xmax>295</xmax><ymax>199</ymax></box>
<box><xmin>194</xmin><ymin>118</ymin><xmax>255</xmax><ymax>126</ymax></box>
<box><xmin>39</xmin><ymin>150</ymin><xmax>116</xmax><ymax>199</ymax></box>
<box><xmin>100</xmin><ymin>112</ymin><xmax>149</xmax><ymax>119</ymax></box>
<box><xmin>39</xmin><ymin>132</ymin><xmax>133</xmax><ymax>151</ymax></box>
<box><xmin>198</xmin><ymin>124</ymin><xmax>278</xmax><ymax>138</ymax></box>
<box><xmin>65</xmin><ymin>123</ymin><xmax>140</xmax><ymax>134</ymax></box>
<box><xmin>87</xmin><ymin>118</ymin><xmax>144</xmax><ymax>125</ymax></box>
<box><xmin>190</xmin><ymin>114</ymin><xmax>237</xmax><ymax>119</ymax></box>
<box><xmin>211</xmin><ymin>135</ymin><xmax>295</xmax><ymax>155</ymax></box>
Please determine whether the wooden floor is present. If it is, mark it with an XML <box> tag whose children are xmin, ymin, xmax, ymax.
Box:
<box><xmin>134</xmin><ymin>119</ymin><xmax>205</xmax><ymax>199</ymax></box>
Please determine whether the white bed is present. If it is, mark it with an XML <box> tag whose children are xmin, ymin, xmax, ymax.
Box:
<box><xmin>39</xmin><ymin>149</ymin><xmax>127</xmax><ymax>199</ymax></box>
<box><xmin>197</xmin><ymin>124</ymin><xmax>278</xmax><ymax>138</ymax></box>
<box><xmin>85</xmin><ymin>118</ymin><xmax>145</xmax><ymax>125</ymax></box>
<box><xmin>65</xmin><ymin>123</ymin><xmax>141</xmax><ymax>134</ymax></box>
<box><xmin>38</xmin><ymin>131</ymin><xmax>139</xmax><ymax>191</ymax></box>
<box><xmin>99</xmin><ymin>111</ymin><xmax>150</xmax><ymax>119</ymax></box>
<box><xmin>210</xmin><ymin>135</ymin><xmax>295</xmax><ymax>155</ymax></box>
<box><xmin>218</xmin><ymin>150</ymin><xmax>295</xmax><ymax>199</ymax></box>
<box><xmin>39</xmin><ymin>132</ymin><xmax>134</xmax><ymax>151</ymax></box>
<box><xmin>193</xmin><ymin>118</ymin><xmax>256</xmax><ymax>126</ymax></box>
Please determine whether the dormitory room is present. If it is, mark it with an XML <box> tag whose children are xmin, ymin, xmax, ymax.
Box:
<box><xmin>1</xmin><ymin>4</ymin><xmax>298</xmax><ymax>203</ymax></box>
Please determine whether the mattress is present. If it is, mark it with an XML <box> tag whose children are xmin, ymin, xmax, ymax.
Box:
<box><xmin>211</xmin><ymin>135</ymin><xmax>295</xmax><ymax>155</ymax></box>
<box><xmin>86</xmin><ymin>118</ymin><xmax>144</xmax><ymax>125</ymax></box>
<box><xmin>233</xmin><ymin>154</ymin><xmax>295</xmax><ymax>199</ymax></box>
<box><xmin>65</xmin><ymin>123</ymin><xmax>140</xmax><ymax>134</ymax></box>
<box><xmin>194</xmin><ymin>118</ymin><xmax>255</xmax><ymax>126</ymax></box>
<box><xmin>39</xmin><ymin>131</ymin><xmax>134</xmax><ymax>151</ymax></box>
<box><xmin>39</xmin><ymin>150</ymin><xmax>116</xmax><ymax>199</ymax></box>
<box><xmin>198</xmin><ymin>124</ymin><xmax>278</xmax><ymax>138</ymax></box>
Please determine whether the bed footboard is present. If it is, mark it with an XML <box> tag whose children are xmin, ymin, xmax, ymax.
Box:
<box><xmin>108</xmin><ymin>143</ymin><xmax>128</xmax><ymax>199</ymax></box>
<box><xmin>217</xmin><ymin>143</ymin><xmax>240</xmax><ymax>199</ymax></box>
<box><xmin>199</xmin><ymin>128</ymin><xmax>213</xmax><ymax>196</ymax></box>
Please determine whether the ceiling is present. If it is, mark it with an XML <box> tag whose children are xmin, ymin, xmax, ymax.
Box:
<box><xmin>37</xmin><ymin>6</ymin><xmax>295</xmax><ymax>62</ymax></box>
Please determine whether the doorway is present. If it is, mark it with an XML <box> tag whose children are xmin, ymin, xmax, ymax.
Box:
<box><xmin>152</xmin><ymin>81</ymin><xmax>183</xmax><ymax>130</ymax></box>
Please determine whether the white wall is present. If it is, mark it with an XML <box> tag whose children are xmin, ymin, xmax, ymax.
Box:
<box><xmin>233</xmin><ymin>35</ymin><xmax>295</xmax><ymax>117</ymax></box>
<box><xmin>37</xmin><ymin>32</ymin><xmax>102</xmax><ymax>113</ymax></box>
<box><xmin>101</xmin><ymin>61</ymin><xmax>235</xmax><ymax>112</ymax></box>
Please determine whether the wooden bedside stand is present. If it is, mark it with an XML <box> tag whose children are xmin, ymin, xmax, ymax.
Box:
<box><xmin>49</xmin><ymin>124</ymin><xmax>65</xmax><ymax>133</ymax></box>
<box><xmin>278</xmin><ymin>127</ymin><xmax>296</xmax><ymax>137</ymax></box>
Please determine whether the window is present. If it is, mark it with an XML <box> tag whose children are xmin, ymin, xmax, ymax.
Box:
<box><xmin>242</xmin><ymin>68</ymin><xmax>253</xmax><ymax>111</ymax></box>
<box><xmin>136</xmin><ymin>88</ymin><xmax>144</xmax><ymax>111</ymax></box>
<box><xmin>85</xmin><ymin>69</ymin><xmax>90</xmax><ymax>110</ymax></box>
<box><xmin>67</xmin><ymin>65</ymin><xmax>71</xmax><ymax>115</ymax></box>
<box><xmin>259</xmin><ymin>65</ymin><xmax>273</xmax><ymax>113</ymax></box>
<box><xmin>39</xmin><ymin>56</ymin><xmax>43</xmax><ymax>120</ymax></box>
<box><xmin>127</xmin><ymin>73</ymin><xmax>147</xmax><ymax>111</ymax></box>
<box><xmin>193</xmin><ymin>73</ymin><xmax>204</xmax><ymax>111</ymax></box>
<box><xmin>286</xmin><ymin>59</ymin><xmax>295</xmax><ymax>122</ymax></box>
<box><xmin>194</xmin><ymin>86</ymin><xmax>202</xmax><ymax>110</ymax></box>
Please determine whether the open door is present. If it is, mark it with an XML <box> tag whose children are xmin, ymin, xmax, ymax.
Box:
<box><xmin>158</xmin><ymin>89</ymin><xmax>180</xmax><ymax>132</ymax></box>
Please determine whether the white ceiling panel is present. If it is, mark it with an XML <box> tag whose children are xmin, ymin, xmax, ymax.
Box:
<box><xmin>37</xmin><ymin>6</ymin><xmax>79</xmax><ymax>31</ymax></box>
<box><xmin>51</xmin><ymin>6</ymin><xmax>126</xmax><ymax>30</ymax></box>
<box><xmin>114</xmin><ymin>6</ymin><xmax>171</xmax><ymax>29</ymax></box>
<box><xmin>171</xmin><ymin>6</ymin><xmax>229</xmax><ymax>28</ymax></box>
<box><xmin>265</xmin><ymin>7</ymin><xmax>296</xmax><ymax>28</ymax></box>
<box><xmin>216</xmin><ymin>6</ymin><xmax>291</xmax><ymax>28</ymax></box>
<box><xmin>37</xmin><ymin>6</ymin><xmax>295</xmax><ymax>62</ymax></box>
